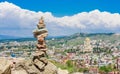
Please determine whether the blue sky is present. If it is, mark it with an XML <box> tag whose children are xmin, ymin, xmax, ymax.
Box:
<box><xmin>0</xmin><ymin>0</ymin><xmax>120</xmax><ymax>37</ymax></box>
<box><xmin>1</xmin><ymin>0</ymin><xmax>120</xmax><ymax>16</ymax></box>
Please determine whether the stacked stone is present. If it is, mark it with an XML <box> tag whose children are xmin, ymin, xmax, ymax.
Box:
<box><xmin>33</xmin><ymin>16</ymin><xmax>48</xmax><ymax>38</ymax></box>
<box><xmin>33</xmin><ymin>17</ymin><xmax>48</xmax><ymax>71</ymax></box>
<box><xmin>1</xmin><ymin>17</ymin><xmax>58</xmax><ymax>74</ymax></box>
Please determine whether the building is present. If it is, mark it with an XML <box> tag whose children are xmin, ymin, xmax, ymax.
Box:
<box><xmin>83</xmin><ymin>37</ymin><xmax>93</xmax><ymax>52</ymax></box>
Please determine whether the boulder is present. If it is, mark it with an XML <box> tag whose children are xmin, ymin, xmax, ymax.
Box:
<box><xmin>0</xmin><ymin>57</ymin><xmax>12</xmax><ymax>74</ymax></box>
<box><xmin>12</xmin><ymin>59</ymin><xmax>58</xmax><ymax>74</ymax></box>
<box><xmin>0</xmin><ymin>57</ymin><xmax>58</xmax><ymax>74</ymax></box>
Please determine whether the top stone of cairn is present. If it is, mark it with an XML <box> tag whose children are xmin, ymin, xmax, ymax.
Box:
<box><xmin>33</xmin><ymin>17</ymin><xmax>48</xmax><ymax>38</ymax></box>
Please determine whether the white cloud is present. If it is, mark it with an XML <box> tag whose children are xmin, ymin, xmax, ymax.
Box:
<box><xmin>0</xmin><ymin>1</ymin><xmax>120</xmax><ymax>37</ymax></box>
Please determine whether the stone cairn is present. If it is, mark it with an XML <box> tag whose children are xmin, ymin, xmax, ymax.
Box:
<box><xmin>1</xmin><ymin>17</ymin><xmax>57</xmax><ymax>74</ymax></box>
<box><xmin>32</xmin><ymin>16</ymin><xmax>48</xmax><ymax>71</ymax></box>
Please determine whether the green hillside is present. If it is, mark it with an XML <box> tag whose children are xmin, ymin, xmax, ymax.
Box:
<box><xmin>47</xmin><ymin>33</ymin><xmax>120</xmax><ymax>48</ymax></box>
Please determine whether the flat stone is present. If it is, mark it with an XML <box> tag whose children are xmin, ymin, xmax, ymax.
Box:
<box><xmin>33</xmin><ymin>28</ymin><xmax>48</xmax><ymax>38</ymax></box>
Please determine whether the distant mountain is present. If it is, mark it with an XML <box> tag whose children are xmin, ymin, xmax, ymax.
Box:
<box><xmin>1</xmin><ymin>33</ymin><xmax>120</xmax><ymax>43</ymax></box>
<box><xmin>63</xmin><ymin>33</ymin><xmax>118</xmax><ymax>40</ymax></box>
<box><xmin>72</xmin><ymin>33</ymin><xmax>114</xmax><ymax>37</ymax></box>
<box><xmin>63</xmin><ymin>33</ymin><xmax>120</xmax><ymax>45</ymax></box>
<box><xmin>0</xmin><ymin>35</ymin><xmax>20</xmax><ymax>40</ymax></box>
<box><xmin>47</xmin><ymin>36</ymin><xmax>66</xmax><ymax>39</ymax></box>
<box><xmin>0</xmin><ymin>35</ymin><xmax>66</xmax><ymax>42</ymax></box>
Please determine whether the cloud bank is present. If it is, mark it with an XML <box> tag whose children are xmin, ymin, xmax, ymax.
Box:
<box><xmin>0</xmin><ymin>2</ymin><xmax>120</xmax><ymax>37</ymax></box>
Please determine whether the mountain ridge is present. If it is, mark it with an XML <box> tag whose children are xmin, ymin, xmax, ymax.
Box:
<box><xmin>0</xmin><ymin>33</ymin><xmax>119</xmax><ymax>41</ymax></box>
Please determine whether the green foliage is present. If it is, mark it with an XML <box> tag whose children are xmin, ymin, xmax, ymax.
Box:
<box><xmin>66</xmin><ymin>60</ymin><xmax>74</xmax><ymax>67</ymax></box>
<box><xmin>50</xmin><ymin>60</ymin><xmax>77</xmax><ymax>73</ymax></box>
<box><xmin>78</xmin><ymin>68</ymin><xmax>89</xmax><ymax>72</ymax></box>
<box><xmin>99</xmin><ymin>65</ymin><xmax>113</xmax><ymax>73</ymax></box>
<box><xmin>51</xmin><ymin>60</ymin><xmax>91</xmax><ymax>73</ymax></box>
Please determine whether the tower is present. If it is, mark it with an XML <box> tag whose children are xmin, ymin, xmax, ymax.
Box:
<box><xmin>83</xmin><ymin>37</ymin><xmax>93</xmax><ymax>52</ymax></box>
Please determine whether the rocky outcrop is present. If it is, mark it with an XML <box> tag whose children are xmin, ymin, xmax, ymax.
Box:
<box><xmin>0</xmin><ymin>57</ymin><xmax>12</xmax><ymax>74</ymax></box>
<box><xmin>12</xmin><ymin>59</ymin><xmax>57</xmax><ymax>74</ymax></box>
<box><xmin>0</xmin><ymin>58</ymin><xmax>57</xmax><ymax>74</ymax></box>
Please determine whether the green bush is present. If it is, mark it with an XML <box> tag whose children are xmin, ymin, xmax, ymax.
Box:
<box><xmin>99</xmin><ymin>65</ymin><xmax>113</xmax><ymax>73</ymax></box>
